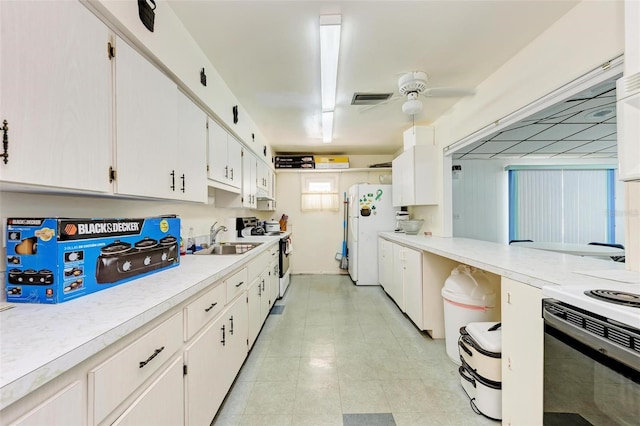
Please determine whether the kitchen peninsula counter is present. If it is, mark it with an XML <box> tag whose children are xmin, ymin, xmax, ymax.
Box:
<box><xmin>378</xmin><ymin>232</ymin><xmax>634</xmax><ymax>290</ymax></box>
<box><xmin>0</xmin><ymin>235</ymin><xmax>283</xmax><ymax>412</ymax></box>
<box><xmin>378</xmin><ymin>233</ymin><xmax>638</xmax><ymax>425</ymax></box>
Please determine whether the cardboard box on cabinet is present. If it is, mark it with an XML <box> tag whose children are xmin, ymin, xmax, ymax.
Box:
<box><xmin>5</xmin><ymin>216</ymin><xmax>180</xmax><ymax>304</ymax></box>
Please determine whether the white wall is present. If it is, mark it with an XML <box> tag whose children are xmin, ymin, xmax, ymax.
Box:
<box><xmin>275</xmin><ymin>155</ymin><xmax>392</xmax><ymax>274</ymax></box>
<box><xmin>452</xmin><ymin>159</ymin><xmax>625</xmax><ymax>244</ymax></box>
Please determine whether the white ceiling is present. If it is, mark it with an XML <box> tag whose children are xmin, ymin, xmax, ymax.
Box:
<box><xmin>453</xmin><ymin>75</ymin><xmax>619</xmax><ymax>159</ymax></box>
<box><xmin>167</xmin><ymin>0</ymin><xmax>580</xmax><ymax>155</ymax></box>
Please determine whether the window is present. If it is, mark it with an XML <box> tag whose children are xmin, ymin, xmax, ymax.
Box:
<box><xmin>508</xmin><ymin>167</ymin><xmax>617</xmax><ymax>244</ymax></box>
<box><xmin>300</xmin><ymin>175</ymin><xmax>340</xmax><ymax>211</ymax></box>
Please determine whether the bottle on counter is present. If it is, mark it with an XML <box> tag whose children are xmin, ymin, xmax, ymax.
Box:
<box><xmin>180</xmin><ymin>225</ymin><xmax>186</xmax><ymax>256</ymax></box>
<box><xmin>187</xmin><ymin>227</ymin><xmax>196</xmax><ymax>254</ymax></box>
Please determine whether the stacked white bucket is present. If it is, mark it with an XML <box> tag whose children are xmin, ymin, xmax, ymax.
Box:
<box><xmin>458</xmin><ymin>322</ymin><xmax>502</xmax><ymax>421</ymax></box>
<box><xmin>441</xmin><ymin>265</ymin><xmax>501</xmax><ymax>420</ymax></box>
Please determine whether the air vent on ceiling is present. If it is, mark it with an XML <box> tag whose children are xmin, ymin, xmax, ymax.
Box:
<box><xmin>351</xmin><ymin>92</ymin><xmax>393</xmax><ymax>105</ymax></box>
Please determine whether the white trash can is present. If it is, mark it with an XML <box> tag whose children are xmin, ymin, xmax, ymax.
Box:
<box><xmin>441</xmin><ymin>265</ymin><xmax>497</xmax><ymax>364</ymax></box>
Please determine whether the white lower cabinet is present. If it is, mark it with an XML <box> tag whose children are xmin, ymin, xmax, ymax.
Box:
<box><xmin>501</xmin><ymin>277</ymin><xmax>543</xmax><ymax>425</ymax></box>
<box><xmin>402</xmin><ymin>248</ymin><xmax>423</xmax><ymax>328</ymax></box>
<box><xmin>112</xmin><ymin>356</ymin><xmax>184</xmax><ymax>426</ymax></box>
<box><xmin>248</xmin><ymin>278</ymin><xmax>262</xmax><ymax>348</ymax></box>
<box><xmin>184</xmin><ymin>309</ymin><xmax>228</xmax><ymax>425</ymax></box>
<box><xmin>9</xmin><ymin>382</ymin><xmax>83</xmax><ymax>426</ymax></box>
<box><xmin>390</xmin><ymin>244</ymin><xmax>406</xmax><ymax>311</ymax></box>
<box><xmin>378</xmin><ymin>238</ymin><xmax>393</xmax><ymax>289</ymax></box>
<box><xmin>184</xmin><ymin>295</ymin><xmax>247</xmax><ymax>426</ymax></box>
<box><xmin>248</xmin><ymin>267</ymin><xmax>270</xmax><ymax>348</ymax></box>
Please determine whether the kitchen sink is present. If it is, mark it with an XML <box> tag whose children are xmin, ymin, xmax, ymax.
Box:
<box><xmin>194</xmin><ymin>242</ymin><xmax>263</xmax><ymax>255</ymax></box>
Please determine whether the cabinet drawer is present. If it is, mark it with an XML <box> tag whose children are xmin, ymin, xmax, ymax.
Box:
<box><xmin>184</xmin><ymin>282</ymin><xmax>225</xmax><ymax>341</ymax></box>
<box><xmin>111</xmin><ymin>356</ymin><xmax>184</xmax><ymax>426</ymax></box>
<box><xmin>226</xmin><ymin>268</ymin><xmax>248</xmax><ymax>303</ymax></box>
<box><xmin>88</xmin><ymin>312</ymin><xmax>183</xmax><ymax>425</ymax></box>
<box><xmin>10</xmin><ymin>382</ymin><xmax>83</xmax><ymax>426</ymax></box>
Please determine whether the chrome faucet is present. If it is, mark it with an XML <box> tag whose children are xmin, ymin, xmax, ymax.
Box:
<box><xmin>209</xmin><ymin>222</ymin><xmax>228</xmax><ymax>246</ymax></box>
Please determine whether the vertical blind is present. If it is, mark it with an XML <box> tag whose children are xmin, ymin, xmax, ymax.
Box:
<box><xmin>509</xmin><ymin>169</ymin><xmax>612</xmax><ymax>244</ymax></box>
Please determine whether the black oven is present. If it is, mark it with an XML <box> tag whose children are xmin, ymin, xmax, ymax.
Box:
<box><xmin>542</xmin><ymin>299</ymin><xmax>640</xmax><ymax>426</ymax></box>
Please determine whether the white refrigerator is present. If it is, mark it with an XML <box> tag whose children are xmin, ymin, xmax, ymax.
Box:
<box><xmin>348</xmin><ymin>184</ymin><xmax>398</xmax><ymax>285</ymax></box>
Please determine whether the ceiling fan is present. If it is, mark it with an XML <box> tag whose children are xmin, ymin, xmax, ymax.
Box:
<box><xmin>362</xmin><ymin>71</ymin><xmax>475</xmax><ymax>116</ymax></box>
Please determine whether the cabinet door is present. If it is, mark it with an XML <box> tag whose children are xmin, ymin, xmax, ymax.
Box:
<box><xmin>112</xmin><ymin>356</ymin><xmax>184</xmax><ymax>426</ymax></box>
<box><xmin>390</xmin><ymin>244</ymin><xmax>405</xmax><ymax>311</ymax></box>
<box><xmin>392</xmin><ymin>152</ymin><xmax>412</xmax><ymax>206</ymax></box>
<box><xmin>270</xmin><ymin>261</ymin><xmax>279</xmax><ymax>305</ymax></box>
<box><xmin>378</xmin><ymin>238</ymin><xmax>393</xmax><ymax>289</ymax></box>
<box><xmin>115</xmin><ymin>37</ymin><xmax>177</xmax><ymax>199</ymax></box>
<box><xmin>248</xmin><ymin>279</ymin><xmax>262</xmax><ymax>348</ymax></box>
<box><xmin>207</xmin><ymin>118</ymin><xmax>229</xmax><ymax>185</ymax></box>
<box><xmin>10</xmin><ymin>382</ymin><xmax>83</xmax><ymax>426</ymax></box>
<box><xmin>260</xmin><ymin>269</ymin><xmax>271</xmax><ymax>322</ymax></box>
<box><xmin>391</xmin><ymin>157</ymin><xmax>403</xmax><ymax>207</ymax></box>
<box><xmin>227</xmin><ymin>136</ymin><xmax>243</xmax><ymax>189</ymax></box>
<box><xmin>226</xmin><ymin>293</ymin><xmax>249</xmax><ymax>378</ymax></box>
<box><xmin>184</xmin><ymin>312</ymin><xmax>229</xmax><ymax>425</ymax></box>
<box><xmin>0</xmin><ymin>0</ymin><xmax>111</xmax><ymax>192</ymax></box>
<box><xmin>403</xmin><ymin>247</ymin><xmax>423</xmax><ymax>329</ymax></box>
<box><xmin>242</xmin><ymin>151</ymin><xmax>257</xmax><ymax>208</ymax></box>
<box><xmin>256</xmin><ymin>161</ymin><xmax>269</xmax><ymax>191</ymax></box>
<box><xmin>501</xmin><ymin>277</ymin><xmax>543</xmax><ymax>425</ymax></box>
<box><xmin>176</xmin><ymin>91</ymin><xmax>207</xmax><ymax>202</ymax></box>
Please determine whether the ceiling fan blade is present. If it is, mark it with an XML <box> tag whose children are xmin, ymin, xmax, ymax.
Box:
<box><xmin>422</xmin><ymin>87</ymin><xmax>475</xmax><ymax>98</ymax></box>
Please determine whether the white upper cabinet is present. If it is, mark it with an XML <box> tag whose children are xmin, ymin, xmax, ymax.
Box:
<box><xmin>0</xmin><ymin>0</ymin><xmax>111</xmax><ymax>192</ymax></box>
<box><xmin>176</xmin><ymin>91</ymin><xmax>208</xmax><ymax>203</ymax></box>
<box><xmin>256</xmin><ymin>161</ymin><xmax>270</xmax><ymax>193</ymax></box>
<box><xmin>242</xmin><ymin>151</ymin><xmax>258</xmax><ymax>208</ymax></box>
<box><xmin>392</xmin><ymin>145</ymin><xmax>438</xmax><ymax>207</ymax></box>
<box><xmin>207</xmin><ymin>119</ymin><xmax>243</xmax><ymax>192</ymax></box>
<box><xmin>114</xmin><ymin>37</ymin><xmax>178</xmax><ymax>199</ymax></box>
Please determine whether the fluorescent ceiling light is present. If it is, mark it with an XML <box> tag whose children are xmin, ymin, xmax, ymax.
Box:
<box><xmin>320</xmin><ymin>14</ymin><xmax>341</xmax><ymax>143</ymax></box>
<box><xmin>322</xmin><ymin>111</ymin><xmax>334</xmax><ymax>143</ymax></box>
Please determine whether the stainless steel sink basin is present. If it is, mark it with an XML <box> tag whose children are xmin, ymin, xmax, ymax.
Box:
<box><xmin>194</xmin><ymin>242</ymin><xmax>263</xmax><ymax>255</ymax></box>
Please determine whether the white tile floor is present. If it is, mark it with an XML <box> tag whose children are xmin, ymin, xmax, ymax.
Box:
<box><xmin>212</xmin><ymin>274</ymin><xmax>498</xmax><ymax>426</ymax></box>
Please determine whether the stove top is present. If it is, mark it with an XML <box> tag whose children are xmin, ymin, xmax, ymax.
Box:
<box><xmin>543</xmin><ymin>283</ymin><xmax>640</xmax><ymax>329</ymax></box>
<box><xmin>585</xmin><ymin>289</ymin><xmax>640</xmax><ymax>308</ymax></box>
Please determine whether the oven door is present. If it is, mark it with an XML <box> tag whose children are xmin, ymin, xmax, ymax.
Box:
<box><xmin>279</xmin><ymin>237</ymin><xmax>290</xmax><ymax>278</ymax></box>
<box><xmin>542</xmin><ymin>299</ymin><xmax>640</xmax><ymax>426</ymax></box>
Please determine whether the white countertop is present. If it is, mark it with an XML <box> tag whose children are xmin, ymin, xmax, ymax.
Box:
<box><xmin>508</xmin><ymin>241</ymin><xmax>625</xmax><ymax>257</ymax></box>
<box><xmin>0</xmin><ymin>235</ymin><xmax>282</xmax><ymax>411</ymax></box>
<box><xmin>2</xmin><ymin>232</ymin><xmax>635</xmax><ymax>411</ymax></box>
<box><xmin>379</xmin><ymin>233</ymin><xmax>632</xmax><ymax>290</ymax></box>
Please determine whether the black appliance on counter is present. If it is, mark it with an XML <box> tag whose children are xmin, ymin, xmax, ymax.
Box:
<box><xmin>96</xmin><ymin>235</ymin><xmax>178</xmax><ymax>284</ymax></box>
<box><xmin>236</xmin><ymin>217</ymin><xmax>269</xmax><ymax>236</ymax></box>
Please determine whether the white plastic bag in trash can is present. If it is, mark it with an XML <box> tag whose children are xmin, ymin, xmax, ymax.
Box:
<box><xmin>441</xmin><ymin>265</ymin><xmax>498</xmax><ymax>364</ymax></box>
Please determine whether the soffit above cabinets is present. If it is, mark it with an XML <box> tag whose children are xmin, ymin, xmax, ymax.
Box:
<box><xmin>454</xmin><ymin>76</ymin><xmax>619</xmax><ymax>160</ymax></box>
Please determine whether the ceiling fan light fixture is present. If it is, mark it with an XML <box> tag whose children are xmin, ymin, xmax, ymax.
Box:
<box><xmin>402</xmin><ymin>99</ymin><xmax>423</xmax><ymax>116</ymax></box>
